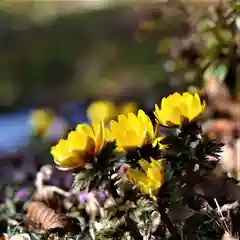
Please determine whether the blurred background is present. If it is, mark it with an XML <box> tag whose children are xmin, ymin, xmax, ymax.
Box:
<box><xmin>0</xmin><ymin>0</ymin><xmax>239</xmax><ymax>193</ymax></box>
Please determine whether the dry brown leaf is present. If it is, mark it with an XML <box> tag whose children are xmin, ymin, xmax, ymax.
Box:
<box><xmin>26</xmin><ymin>201</ymin><xmax>70</xmax><ymax>231</ymax></box>
<box><xmin>194</xmin><ymin>172</ymin><xmax>240</xmax><ymax>203</ymax></box>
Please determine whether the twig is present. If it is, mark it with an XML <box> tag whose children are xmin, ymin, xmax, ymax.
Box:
<box><xmin>201</xmin><ymin>199</ymin><xmax>240</xmax><ymax>214</ymax></box>
<box><xmin>200</xmin><ymin>198</ymin><xmax>239</xmax><ymax>235</ymax></box>
<box><xmin>34</xmin><ymin>164</ymin><xmax>72</xmax><ymax>198</ymax></box>
<box><xmin>214</xmin><ymin>198</ymin><xmax>231</xmax><ymax>234</ymax></box>
<box><xmin>218</xmin><ymin>201</ymin><xmax>240</xmax><ymax>213</ymax></box>
<box><xmin>44</xmin><ymin>186</ymin><xmax>71</xmax><ymax>198</ymax></box>
<box><xmin>200</xmin><ymin>199</ymin><xmax>227</xmax><ymax>233</ymax></box>
<box><xmin>35</xmin><ymin>165</ymin><xmax>53</xmax><ymax>189</ymax></box>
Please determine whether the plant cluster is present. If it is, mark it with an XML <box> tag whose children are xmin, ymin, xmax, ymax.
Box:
<box><xmin>0</xmin><ymin>2</ymin><xmax>239</xmax><ymax>239</ymax></box>
<box><xmin>3</xmin><ymin>92</ymin><xmax>238</xmax><ymax>240</ymax></box>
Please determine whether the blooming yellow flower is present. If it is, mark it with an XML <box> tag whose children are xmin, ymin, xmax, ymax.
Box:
<box><xmin>154</xmin><ymin>92</ymin><xmax>205</xmax><ymax>126</ymax></box>
<box><xmin>106</xmin><ymin>110</ymin><xmax>154</xmax><ymax>152</ymax></box>
<box><xmin>87</xmin><ymin>100</ymin><xmax>117</xmax><ymax>122</ymax></box>
<box><xmin>119</xmin><ymin>102</ymin><xmax>138</xmax><ymax>116</ymax></box>
<box><xmin>126</xmin><ymin>158</ymin><xmax>164</xmax><ymax>197</ymax></box>
<box><xmin>51</xmin><ymin>121</ymin><xmax>104</xmax><ymax>170</ymax></box>
<box><xmin>30</xmin><ymin>108</ymin><xmax>54</xmax><ymax>136</ymax></box>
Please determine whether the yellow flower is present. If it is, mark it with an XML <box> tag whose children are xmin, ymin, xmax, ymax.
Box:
<box><xmin>51</xmin><ymin>121</ymin><xmax>104</xmax><ymax>170</ymax></box>
<box><xmin>106</xmin><ymin>110</ymin><xmax>154</xmax><ymax>152</ymax></box>
<box><xmin>119</xmin><ymin>102</ymin><xmax>138</xmax><ymax>116</ymax></box>
<box><xmin>154</xmin><ymin>92</ymin><xmax>205</xmax><ymax>126</ymax></box>
<box><xmin>126</xmin><ymin>158</ymin><xmax>164</xmax><ymax>197</ymax></box>
<box><xmin>30</xmin><ymin>108</ymin><xmax>54</xmax><ymax>136</ymax></box>
<box><xmin>87</xmin><ymin>100</ymin><xmax>116</xmax><ymax>122</ymax></box>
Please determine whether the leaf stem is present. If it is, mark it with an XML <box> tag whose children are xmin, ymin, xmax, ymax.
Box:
<box><xmin>155</xmin><ymin>122</ymin><xmax>160</xmax><ymax>136</ymax></box>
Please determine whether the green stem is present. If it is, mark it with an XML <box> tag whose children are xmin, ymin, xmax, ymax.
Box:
<box><xmin>155</xmin><ymin>122</ymin><xmax>160</xmax><ymax>136</ymax></box>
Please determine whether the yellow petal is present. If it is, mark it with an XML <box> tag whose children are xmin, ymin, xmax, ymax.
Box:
<box><xmin>166</xmin><ymin>107</ymin><xmax>182</xmax><ymax>125</ymax></box>
<box><xmin>127</xmin><ymin>113</ymin><xmax>141</xmax><ymax>136</ymax></box>
<box><xmin>80</xmin><ymin>124</ymin><xmax>95</xmax><ymax>139</ymax></box>
<box><xmin>105</xmin><ymin>127</ymin><xmax>113</xmax><ymax>141</ymax></box>
<box><xmin>51</xmin><ymin>139</ymin><xmax>69</xmax><ymax>159</ymax></box>
<box><xmin>189</xmin><ymin>93</ymin><xmax>201</xmax><ymax>120</ymax></box>
<box><xmin>161</xmin><ymin>97</ymin><xmax>168</xmax><ymax>109</ymax></box>
<box><xmin>109</xmin><ymin>120</ymin><xmax>123</xmax><ymax>140</ymax></box>
<box><xmin>68</xmin><ymin>131</ymin><xmax>87</xmax><ymax>151</ymax></box>
<box><xmin>154</xmin><ymin>105</ymin><xmax>168</xmax><ymax>126</ymax></box>
<box><xmin>118</xmin><ymin>114</ymin><xmax>129</xmax><ymax>128</ymax></box>
<box><xmin>121</xmin><ymin>129</ymin><xmax>142</xmax><ymax>148</ymax></box>
<box><xmin>55</xmin><ymin>154</ymin><xmax>86</xmax><ymax>170</ymax></box>
<box><xmin>139</xmin><ymin>159</ymin><xmax>150</xmax><ymax>172</ymax></box>
<box><xmin>92</xmin><ymin>120</ymin><xmax>105</xmax><ymax>152</ymax></box>
<box><xmin>138</xmin><ymin>110</ymin><xmax>154</xmax><ymax>139</ymax></box>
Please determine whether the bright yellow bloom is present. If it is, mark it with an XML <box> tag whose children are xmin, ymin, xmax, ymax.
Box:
<box><xmin>119</xmin><ymin>102</ymin><xmax>138</xmax><ymax>116</ymax></box>
<box><xmin>30</xmin><ymin>108</ymin><xmax>54</xmax><ymax>136</ymax></box>
<box><xmin>51</xmin><ymin>121</ymin><xmax>104</xmax><ymax>170</ymax></box>
<box><xmin>106</xmin><ymin>110</ymin><xmax>154</xmax><ymax>152</ymax></box>
<box><xmin>87</xmin><ymin>100</ymin><xmax>117</xmax><ymax>122</ymax></box>
<box><xmin>126</xmin><ymin>158</ymin><xmax>164</xmax><ymax>197</ymax></box>
<box><xmin>154</xmin><ymin>92</ymin><xmax>205</xmax><ymax>126</ymax></box>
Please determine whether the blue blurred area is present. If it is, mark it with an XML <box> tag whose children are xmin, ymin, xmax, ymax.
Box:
<box><xmin>59</xmin><ymin>102</ymin><xmax>89</xmax><ymax>128</ymax></box>
<box><xmin>0</xmin><ymin>102</ymin><xmax>89</xmax><ymax>155</ymax></box>
<box><xmin>0</xmin><ymin>111</ymin><xmax>30</xmax><ymax>154</ymax></box>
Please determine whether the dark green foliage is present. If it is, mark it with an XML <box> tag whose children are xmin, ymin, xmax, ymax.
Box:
<box><xmin>161</xmin><ymin>122</ymin><xmax>222</xmax><ymax>174</ymax></box>
<box><xmin>73</xmin><ymin>142</ymin><xmax>122</xmax><ymax>192</ymax></box>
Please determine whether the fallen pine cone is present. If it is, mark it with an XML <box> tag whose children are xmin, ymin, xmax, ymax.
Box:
<box><xmin>26</xmin><ymin>201</ymin><xmax>71</xmax><ymax>231</ymax></box>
